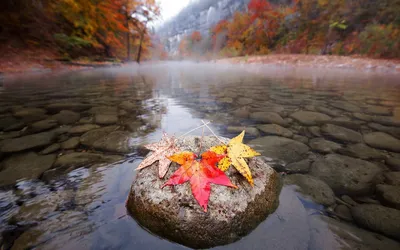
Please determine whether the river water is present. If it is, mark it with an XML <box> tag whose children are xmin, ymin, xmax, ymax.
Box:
<box><xmin>1</xmin><ymin>62</ymin><xmax>400</xmax><ymax>249</ymax></box>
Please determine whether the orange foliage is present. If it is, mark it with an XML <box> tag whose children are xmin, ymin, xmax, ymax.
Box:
<box><xmin>190</xmin><ymin>31</ymin><xmax>202</xmax><ymax>43</ymax></box>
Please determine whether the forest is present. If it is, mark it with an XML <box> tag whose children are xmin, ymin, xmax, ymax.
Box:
<box><xmin>0</xmin><ymin>0</ymin><xmax>166</xmax><ymax>63</ymax></box>
<box><xmin>179</xmin><ymin>0</ymin><xmax>400</xmax><ymax>59</ymax></box>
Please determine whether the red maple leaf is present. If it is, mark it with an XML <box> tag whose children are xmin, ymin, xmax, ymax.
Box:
<box><xmin>162</xmin><ymin>151</ymin><xmax>237</xmax><ymax>212</ymax></box>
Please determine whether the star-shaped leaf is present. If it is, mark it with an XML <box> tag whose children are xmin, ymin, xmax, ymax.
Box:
<box><xmin>210</xmin><ymin>131</ymin><xmax>260</xmax><ymax>186</ymax></box>
<box><xmin>162</xmin><ymin>151</ymin><xmax>237</xmax><ymax>212</ymax></box>
<box><xmin>136</xmin><ymin>132</ymin><xmax>180</xmax><ymax>178</ymax></box>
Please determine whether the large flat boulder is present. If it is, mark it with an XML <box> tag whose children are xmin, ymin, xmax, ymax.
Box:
<box><xmin>0</xmin><ymin>131</ymin><xmax>56</xmax><ymax>153</ymax></box>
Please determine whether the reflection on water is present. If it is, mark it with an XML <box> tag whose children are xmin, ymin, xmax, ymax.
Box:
<box><xmin>0</xmin><ymin>62</ymin><xmax>400</xmax><ymax>249</ymax></box>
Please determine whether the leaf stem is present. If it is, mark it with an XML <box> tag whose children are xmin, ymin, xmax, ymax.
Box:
<box><xmin>201</xmin><ymin>120</ymin><xmax>226</xmax><ymax>145</ymax></box>
<box><xmin>177</xmin><ymin>121</ymin><xmax>211</xmax><ymax>138</ymax></box>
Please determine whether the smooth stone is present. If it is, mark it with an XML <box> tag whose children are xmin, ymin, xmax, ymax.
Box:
<box><xmin>351</xmin><ymin>204</ymin><xmax>400</xmax><ymax>240</ymax></box>
<box><xmin>315</xmin><ymin>106</ymin><xmax>341</xmax><ymax>117</ymax></box>
<box><xmin>52</xmin><ymin>110</ymin><xmax>80</xmax><ymax>125</ymax></box>
<box><xmin>60</xmin><ymin>137</ymin><xmax>80</xmax><ymax>150</ymax></box>
<box><xmin>283</xmin><ymin>159</ymin><xmax>311</xmax><ymax>174</ymax></box>
<box><xmin>30</xmin><ymin>119</ymin><xmax>58</xmax><ymax>133</ymax></box>
<box><xmin>338</xmin><ymin>143</ymin><xmax>386</xmax><ymax>160</ymax></box>
<box><xmin>290</xmin><ymin>111</ymin><xmax>331</xmax><ymax>126</ymax></box>
<box><xmin>95</xmin><ymin>114</ymin><xmax>118</xmax><ymax>125</ymax></box>
<box><xmin>119</xmin><ymin>101</ymin><xmax>136</xmax><ymax>111</ymax></box>
<box><xmin>376</xmin><ymin>184</ymin><xmax>400</xmax><ymax>209</ymax></box>
<box><xmin>353</xmin><ymin>112</ymin><xmax>374</xmax><ymax>122</ymax></box>
<box><xmin>353</xmin><ymin>196</ymin><xmax>381</xmax><ymax>205</ymax></box>
<box><xmin>78</xmin><ymin>117</ymin><xmax>93</xmax><ymax>124</ymax></box>
<box><xmin>4</xmin><ymin>122</ymin><xmax>26</xmax><ymax>132</ymax></box>
<box><xmin>250</xmin><ymin>112</ymin><xmax>287</xmax><ymax>127</ymax></box>
<box><xmin>310</xmin><ymin>154</ymin><xmax>382</xmax><ymax>195</ymax></box>
<box><xmin>257</xmin><ymin>124</ymin><xmax>293</xmax><ymax>138</ymax></box>
<box><xmin>386</xmin><ymin>158</ymin><xmax>400</xmax><ymax>171</ymax></box>
<box><xmin>321</xmin><ymin>124</ymin><xmax>362</xmax><ymax>143</ymax></box>
<box><xmin>368</xmin><ymin>123</ymin><xmax>400</xmax><ymax>139</ymax></box>
<box><xmin>46</xmin><ymin>103</ymin><xmax>91</xmax><ymax>112</ymax></box>
<box><xmin>80</xmin><ymin>126</ymin><xmax>119</xmax><ymax>147</ymax></box>
<box><xmin>0</xmin><ymin>116</ymin><xmax>18</xmax><ymax>131</ymax></box>
<box><xmin>308</xmin><ymin>126</ymin><xmax>321</xmax><ymax>137</ymax></box>
<box><xmin>68</xmin><ymin>124</ymin><xmax>100</xmax><ymax>134</ymax></box>
<box><xmin>327</xmin><ymin>117</ymin><xmax>363</xmax><ymax>130</ymax></box>
<box><xmin>53</xmin><ymin>152</ymin><xmax>123</xmax><ymax>169</ymax></box>
<box><xmin>40</xmin><ymin>143</ymin><xmax>61</xmax><ymax>155</ymax></box>
<box><xmin>88</xmin><ymin>106</ymin><xmax>118</xmax><ymax>115</ymax></box>
<box><xmin>330</xmin><ymin>101</ymin><xmax>361</xmax><ymax>112</ymax></box>
<box><xmin>341</xmin><ymin>195</ymin><xmax>358</xmax><ymax>206</ymax></box>
<box><xmin>384</xmin><ymin>172</ymin><xmax>400</xmax><ymax>186</ymax></box>
<box><xmin>232</xmin><ymin>106</ymin><xmax>250</xmax><ymax>118</ymax></box>
<box><xmin>226</xmin><ymin>126</ymin><xmax>260</xmax><ymax>137</ymax></box>
<box><xmin>284</xmin><ymin>174</ymin><xmax>335</xmax><ymax>206</ymax></box>
<box><xmin>13</xmin><ymin>108</ymin><xmax>47</xmax><ymax>122</ymax></box>
<box><xmin>364</xmin><ymin>105</ymin><xmax>392</xmax><ymax>116</ymax></box>
<box><xmin>0</xmin><ymin>152</ymin><xmax>55</xmax><ymax>187</ymax></box>
<box><xmin>249</xmin><ymin>136</ymin><xmax>309</xmax><ymax>164</ymax></box>
<box><xmin>309</xmin><ymin>138</ymin><xmax>341</xmax><ymax>154</ymax></box>
<box><xmin>363</xmin><ymin>132</ymin><xmax>400</xmax><ymax>152</ymax></box>
<box><xmin>92</xmin><ymin>131</ymin><xmax>133</xmax><ymax>153</ymax></box>
<box><xmin>0</xmin><ymin>131</ymin><xmax>56</xmax><ymax>153</ymax></box>
<box><xmin>372</xmin><ymin>116</ymin><xmax>400</xmax><ymax>127</ymax></box>
<box><xmin>237</xmin><ymin>97</ymin><xmax>253</xmax><ymax>105</ymax></box>
<box><xmin>0</xmin><ymin>131</ymin><xmax>21</xmax><ymax>140</ymax></box>
<box><xmin>292</xmin><ymin>135</ymin><xmax>309</xmax><ymax>144</ymax></box>
<box><xmin>334</xmin><ymin>204</ymin><xmax>353</xmax><ymax>221</ymax></box>
<box><xmin>127</xmin><ymin>136</ymin><xmax>280</xmax><ymax>249</ymax></box>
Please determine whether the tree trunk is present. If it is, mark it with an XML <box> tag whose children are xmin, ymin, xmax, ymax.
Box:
<box><xmin>137</xmin><ymin>33</ymin><xmax>144</xmax><ymax>63</ymax></box>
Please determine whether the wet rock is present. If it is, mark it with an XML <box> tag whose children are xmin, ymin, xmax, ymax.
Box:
<box><xmin>353</xmin><ymin>196</ymin><xmax>381</xmax><ymax>205</ymax></box>
<box><xmin>341</xmin><ymin>195</ymin><xmax>358</xmax><ymax>206</ymax></box>
<box><xmin>78</xmin><ymin>117</ymin><xmax>93</xmax><ymax>124</ymax></box>
<box><xmin>308</xmin><ymin>126</ymin><xmax>321</xmax><ymax>137</ymax></box>
<box><xmin>376</xmin><ymin>184</ymin><xmax>400</xmax><ymax>209</ymax></box>
<box><xmin>0</xmin><ymin>131</ymin><xmax>21</xmax><ymax>140</ymax></box>
<box><xmin>309</xmin><ymin>138</ymin><xmax>341</xmax><ymax>154</ymax></box>
<box><xmin>327</xmin><ymin>117</ymin><xmax>363</xmax><ymax>130</ymax></box>
<box><xmin>30</xmin><ymin>119</ymin><xmax>58</xmax><ymax>133</ymax></box>
<box><xmin>219</xmin><ymin>97</ymin><xmax>234</xmax><ymax>104</ymax></box>
<box><xmin>363</xmin><ymin>132</ymin><xmax>400</xmax><ymax>152</ymax></box>
<box><xmin>284</xmin><ymin>174</ymin><xmax>335</xmax><ymax>206</ymax></box>
<box><xmin>330</xmin><ymin>101</ymin><xmax>361</xmax><ymax>112</ymax></box>
<box><xmin>257</xmin><ymin>124</ymin><xmax>293</xmax><ymax>137</ymax></box>
<box><xmin>315</xmin><ymin>106</ymin><xmax>341</xmax><ymax>117</ymax></box>
<box><xmin>334</xmin><ymin>204</ymin><xmax>353</xmax><ymax>221</ymax></box>
<box><xmin>13</xmin><ymin>108</ymin><xmax>47</xmax><ymax>122</ymax></box>
<box><xmin>237</xmin><ymin>97</ymin><xmax>253</xmax><ymax>105</ymax></box>
<box><xmin>386</xmin><ymin>158</ymin><xmax>400</xmax><ymax>171</ymax></box>
<box><xmin>283</xmin><ymin>159</ymin><xmax>311</xmax><ymax>174</ymax></box>
<box><xmin>231</xmin><ymin>106</ymin><xmax>250</xmax><ymax>118</ymax></box>
<box><xmin>0</xmin><ymin>152</ymin><xmax>55</xmax><ymax>187</ymax></box>
<box><xmin>119</xmin><ymin>101</ymin><xmax>136</xmax><ymax>111</ymax></box>
<box><xmin>80</xmin><ymin>126</ymin><xmax>119</xmax><ymax>147</ymax></box>
<box><xmin>250</xmin><ymin>112</ymin><xmax>287</xmax><ymax>127</ymax></box>
<box><xmin>321</xmin><ymin>124</ymin><xmax>362</xmax><ymax>143</ymax></box>
<box><xmin>372</xmin><ymin>116</ymin><xmax>400</xmax><ymax>127</ymax></box>
<box><xmin>40</xmin><ymin>143</ymin><xmax>60</xmax><ymax>155</ymax></box>
<box><xmin>54</xmin><ymin>152</ymin><xmax>123</xmax><ymax>169</ymax></box>
<box><xmin>4</xmin><ymin>122</ymin><xmax>26</xmax><ymax>132</ymax></box>
<box><xmin>292</xmin><ymin>135</ymin><xmax>309</xmax><ymax>144</ymax></box>
<box><xmin>368</xmin><ymin>123</ymin><xmax>400</xmax><ymax>139</ymax></box>
<box><xmin>127</xmin><ymin>135</ymin><xmax>280</xmax><ymax>249</ymax></box>
<box><xmin>95</xmin><ymin>114</ymin><xmax>118</xmax><ymax>125</ymax></box>
<box><xmin>310</xmin><ymin>154</ymin><xmax>382</xmax><ymax>195</ymax></box>
<box><xmin>68</xmin><ymin>124</ymin><xmax>100</xmax><ymax>134</ymax></box>
<box><xmin>364</xmin><ymin>105</ymin><xmax>392</xmax><ymax>116</ymax></box>
<box><xmin>0</xmin><ymin>131</ymin><xmax>56</xmax><ymax>153</ymax></box>
<box><xmin>249</xmin><ymin>136</ymin><xmax>309</xmax><ymax>163</ymax></box>
<box><xmin>52</xmin><ymin>110</ymin><xmax>80</xmax><ymax>125</ymax></box>
<box><xmin>384</xmin><ymin>172</ymin><xmax>400</xmax><ymax>186</ymax></box>
<box><xmin>0</xmin><ymin>116</ymin><xmax>18</xmax><ymax>131</ymax></box>
<box><xmin>290</xmin><ymin>111</ymin><xmax>331</xmax><ymax>126</ymax></box>
<box><xmin>351</xmin><ymin>204</ymin><xmax>400</xmax><ymax>241</ymax></box>
<box><xmin>338</xmin><ymin>143</ymin><xmax>386</xmax><ymax>160</ymax></box>
<box><xmin>92</xmin><ymin>131</ymin><xmax>133</xmax><ymax>153</ymax></box>
<box><xmin>88</xmin><ymin>106</ymin><xmax>118</xmax><ymax>115</ymax></box>
<box><xmin>46</xmin><ymin>103</ymin><xmax>91</xmax><ymax>113</ymax></box>
<box><xmin>226</xmin><ymin>126</ymin><xmax>260</xmax><ymax>137</ymax></box>
<box><xmin>60</xmin><ymin>137</ymin><xmax>80</xmax><ymax>150</ymax></box>
<box><xmin>352</xmin><ymin>112</ymin><xmax>374</xmax><ymax>122</ymax></box>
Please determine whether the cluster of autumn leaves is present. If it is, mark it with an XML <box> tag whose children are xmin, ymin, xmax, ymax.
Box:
<box><xmin>136</xmin><ymin>131</ymin><xmax>260</xmax><ymax>212</ymax></box>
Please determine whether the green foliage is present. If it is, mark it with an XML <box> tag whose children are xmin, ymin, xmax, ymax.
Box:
<box><xmin>330</xmin><ymin>21</ymin><xmax>348</xmax><ymax>30</ymax></box>
<box><xmin>54</xmin><ymin>34</ymin><xmax>92</xmax><ymax>50</ymax></box>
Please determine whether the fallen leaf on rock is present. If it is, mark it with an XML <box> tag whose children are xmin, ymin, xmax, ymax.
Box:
<box><xmin>211</xmin><ymin>131</ymin><xmax>260</xmax><ymax>186</ymax></box>
<box><xmin>162</xmin><ymin>151</ymin><xmax>237</xmax><ymax>212</ymax></box>
<box><xmin>136</xmin><ymin>132</ymin><xmax>180</xmax><ymax>178</ymax></box>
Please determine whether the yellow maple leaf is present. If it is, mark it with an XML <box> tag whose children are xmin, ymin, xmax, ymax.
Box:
<box><xmin>210</xmin><ymin>131</ymin><xmax>260</xmax><ymax>186</ymax></box>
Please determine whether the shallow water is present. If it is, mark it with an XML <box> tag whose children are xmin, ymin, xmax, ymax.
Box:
<box><xmin>1</xmin><ymin>62</ymin><xmax>400</xmax><ymax>249</ymax></box>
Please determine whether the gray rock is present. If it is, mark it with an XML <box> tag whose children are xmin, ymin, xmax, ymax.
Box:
<box><xmin>368</xmin><ymin>123</ymin><xmax>400</xmax><ymax>139</ymax></box>
<box><xmin>40</xmin><ymin>143</ymin><xmax>61</xmax><ymax>155</ymax></box>
<box><xmin>334</xmin><ymin>204</ymin><xmax>353</xmax><ymax>221</ymax></box>
<box><xmin>284</xmin><ymin>159</ymin><xmax>311</xmax><ymax>174</ymax></box>
<box><xmin>351</xmin><ymin>204</ymin><xmax>400</xmax><ymax>240</ymax></box>
<box><xmin>13</xmin><ymin>108</ymin><xmax>47</xmax><ymax>122</ymax></box>
<box><xmin>338</xmin><ymin>143</ymin><xmax>386</xmax><ymax>160</ymax></box>
<box><xmin>308</xmin><ymin>126</ymin><xmax>321</xmax><ymax>137</ymax></box>
<box><xmin>331</xmin><ymin>101</ymin><xmax>361</xmax><ymax>112</ymax></box>
<box><xmin>310</xmin><ymin>154</ymin><xmax>382</xmax><ymax>195</ymax></box>
<box><xmin>309</xmin><ymin>138</ymin><xmax>341</xmax><ymax>154</ymax></box>
<box><xmin>54</xmin><ymin>152</ymin><xmax>123</xmax><ymax>169</ymax></box>
<box><xmin>327</xmin><ymin>117</ymin><xmax>363</xmax><ymax>130</ymax></box>
<box><xmin>292</xmin><ymin>135</ymin><xmax>309</xmax><ymax>144</ymax></box>
<box><xmin>95</xmin><ymin>114</ymin><xmax>118</xmax><ymax>125</ymax></box>
<box><xmin>0</xmin><ymin>152</ymin><xmax>55</xmax><ymax>187</ymax></box>
<box><xmin>386</xmin><ymin>158</ymin><xmax>400</xmax><ymax>171</ymax></box>
<box><xmin>30</xmin><ymin>119</ymin><xmax>58</xmax><ymax>133</ymax></box>
<box><xmin>284</xmin><ymin>174</ymin><xmax>335</xmax><ymax>206</ymax></box>
<box><xmin>364</xmin><ymin>132</ymin><xmax>400</xmax><ymax>152</ymax></box>
<box><xmin>68</xmin><ymin>124</ymin><xmax>100</xmax><ymax>134</ymax></box>
<box><xmin>46</xmin><ymin>103</ymin><xmax>91</xmax><ymax>112</ymax></box>
<box><xmin>290</xmin><ymin>111</ymin><xmax>331</xmax><ymax>126</ymax></box>
<box><xmin>226</xmin><ymin>126</ymin><xmax>260</xmax><ymax>137</ymax></box>
<box><xmin>372</xmin><ymin>116</ymin><xmax>400</xmax><ymax>127</ymax></box>
<box><xmin>52</xmin><ymin>110</ymin><xmax>80</xmax><ymax>125</ymax></box>
<box><xmin>364</xmin><ymin>105</ymin><xmax>392</xmax><ymax>116</ymax></box>
<box><xmin>353</xmin><ymin>112</ymin><xmax>374</xmax><ymax>122</ymax></box>
<box><xmin>1</xmin><ymin>131</ymin><xmax>56</xmax><ymax>153</ymax></box>
<box><xmin>315</xmin><ymin>106</ymin><xmax>341</xmax><ymax>117</ymax></box>
<box><xmin>257</xmin><ymin>124</ymin><xmax>293</xmax><ymax>137</ymax></box>
<box><xmin>250</xmin><ymin>112</ymin><xmax>287</xmax><ymax>127</ymax></box>
<box><xmin>127</xmin><ymin>136</ymin><xmax>280</xmax><ymax>249</ymax></box>
<box><xmin>231</xmin><ymin>106</ymin><xmax>250</xmax><ymax>118</ymax></box>
<box><xmin>219</xmin><ymin>97</ymin><xmax>234</xmax><ymax>104</ymax></box>
<box><xmin>80</xmin><ymin>126</ymin><xmax>119</xmax><ymax>147</ymax></box>
<box><xmin>78</xmin><ymin>117</ymin><xmax>93</xmax><ymax>124</ymax></box>
<box><xmin>376</xmin><ymin>184</ymin><xmax>400</xmax><ymax>209</ymax></box>
<box><xmin>88</xmin><ymin>106</ymin><xmax>118</xmax><ymax>115</ymax></box>
<box><xmin>237</xmin><ymin>97</ymin><xmax>253</xmax><ymax>105</ymax></box>
<box><xmin>384</xmin><ymin>172</ymin><xmax>400</xmax><ymax>186</ymax></box>
<box><xmin>341</xmin><ymin>195</ymin><xmax>358</xmax><ymax>206</ymax></box>
<box><xmin>119</xmin><ymin>101</ymin><xmax>136</xmax><ymax>111</ymax></box>
<box><xmin>92</xmin><ymin>131</ymin><xmax>133</xmax><ymax>153</ymax></box>
<box><xmin>249</xmin><ymin>136</ymin><xmax>309</xmax><ymax>163</ymax></box>
<box><xmin>321</xmin><ymin>124</ymin><xmax>362</xmax><ymax>143</ymax></box>
<box><xmin>60</xmin><ymin>137</ymin><xmax>80</xmax><ymax>149</ymax></box>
